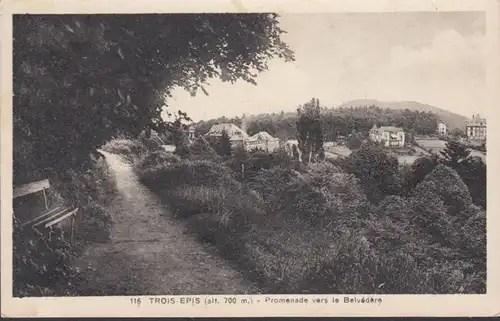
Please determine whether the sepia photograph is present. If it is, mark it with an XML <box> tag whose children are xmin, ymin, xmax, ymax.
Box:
<box><xmin>1</xmin><ymin>0</ymin><xmax>499</xmax><ymax>317</ymax></box>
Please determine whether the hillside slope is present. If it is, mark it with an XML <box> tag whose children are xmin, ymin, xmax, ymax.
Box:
<box><xmin>340</xmin><ymin>99</ymin><xmax>469</xmax><ymax>130</ymax></box>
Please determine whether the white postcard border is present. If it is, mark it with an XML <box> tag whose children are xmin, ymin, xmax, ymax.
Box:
<box><xmin>1</xmin><ymin>0</ymin><xmax>499</xmax><ymax>317</ymax></box>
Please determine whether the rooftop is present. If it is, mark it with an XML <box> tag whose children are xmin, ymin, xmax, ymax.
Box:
<box><xmin>371</xmin><ymin>125</ymin><xmax>404</xmax><ymax>133</ymax></box>
<box><xmin>206</xmin><ymin>123</ymin><xmax>249</xmax><ymax>140</ymax></box>
<box><xmin>248</xmin><ymin>131</ymin><xmax>277</xmax><ymax>142</ymax></box>
<box><xmin>467</xmin><ymin>114</ymin><xmax>486</xmax><ymax>127</ymax></box>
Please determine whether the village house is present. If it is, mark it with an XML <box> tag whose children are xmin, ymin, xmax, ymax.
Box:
<box><xmin>437</xmin><ymin>121</ymin><xmax>448</xmax><ymax>136</ymax></box>
<box><xmin>466</xmin><ymin>114</ymin><xmax>486</xmax><ymax>142</ymax></box>
<box><xmin>205</xmin><ymin>123</ymin><xmax>249</xmax><ymax>148</ymax></box>
<box><xmin>369</xmin><ymin>124</ymin><xmax>405</xmax><ymax>147</ymax></box>
<box><xmin>206</xmin><ymin>123</ymin><xmax>280</xmax><ymax>152</ymax></box>
<box><xmin>246</xmin><ymin>131</ymin><xmax>280</xmax><ymax>152</ymax></box>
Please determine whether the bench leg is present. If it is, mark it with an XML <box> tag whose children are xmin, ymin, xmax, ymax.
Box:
<box><xmin>42</xmin><ymin>189</ymin><xmax>49</xmax><ymax>210</ymax></box>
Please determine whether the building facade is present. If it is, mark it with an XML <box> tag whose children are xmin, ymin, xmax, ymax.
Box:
<box><xmin>246</xmin><ymin>131</ymin><xmax>280</xmax><ymax>152</ymax></box>
<box><xmin>205</xmin><ymin>123</ymin><xmax>280</xmax><ymax>152</ymax></box>
<box><xmin>466</xmin><ymin>114</ymin><xmax>486</xmax><ymax>141</ymax></box>
<box><xmin>369</xmin><ymin>125</ymin><xmax>405</xmax><ymax>147</ymax></box>
<box><xmin>437</xmin><ymin>121</ymin><xmax>448</xmax><ymax>136</ymax></box>
<box><xmin>206</xmin><ymin>123</ymin><xmax>249</xmax><ymax>148</ymax></box>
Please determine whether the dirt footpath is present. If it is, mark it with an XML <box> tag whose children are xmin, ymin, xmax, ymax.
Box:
<box><xmin>73</xmin><ymin>151</ymin><xmax>258</xmax><ymax>295</ymax></box>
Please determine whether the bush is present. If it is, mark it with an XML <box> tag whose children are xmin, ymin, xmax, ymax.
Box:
<box><xmin>75</xmin><ymin>202</ymin><xmax>113</xmax><ymax>244</ymax></box>
<box><xmin>457</xmin><ymin>206</ymin><xmax>486</xmax><ymax>260</ymax></box>
<box><xmin>376</xmin><ymin>195</ymin><xmax>412</xmax><ymax>222</ymax></box>
<box><xmin>101</xmin><ymin>139</ymin><xmax>148</xmax><ymax>163</ymax></box>
<box><xmin>133</xmin><ymin>150</ymin><xmax>181</xmax><ymax>176</ymax></box>
<box><xmin>134</xmin><ymin>140</ymin><xmax>486</xmax><ymax>295</ymax></box>
<box><xmin>13</xmin><ymin>225</ymin><xmax>79</xmax><ymax>296</ymax></box>
<box><xmin>412</xmin><ymin>164</ymin><xmax>473</xmax><ymax>218</ymax></box>
<box><xmin>346</xmin><ymin>132</ymin><xmax>363</xmax><ymax>150</ymax></box>
<box><xmin>189</xmin><ymin>136</ymin><xmax>223</xmax><ymax>162</ymax></box>
<box><xmin>139</xmin><ymin>159</ymin><xmax>237</xmax><ymax>191</ymax></box>
<box><xmin>342</xmin><ymin>145</ymin><xmax>401</xmax><ymax>202</ymax></box>
<box><xmin>248</xmin><ymin>166</ymin><xmax>300</xmax><ymax>200</ymax></box>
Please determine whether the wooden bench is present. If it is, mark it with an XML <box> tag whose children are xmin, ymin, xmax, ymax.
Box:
<box><xmin>13</xmin><ymin>179</ymin><xmax>79</xmax><ymax>245</ymax></box>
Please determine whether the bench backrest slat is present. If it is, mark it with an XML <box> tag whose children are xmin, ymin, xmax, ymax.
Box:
<box><xmin>20</xmin><ymin>206</ymin><xmax>63</xmax><ymax>228</ymax></box>
<box><xmin>45</xmin><ymin>208</ymin><xmax>78</xmax><ymax>228</ymax></box>
<box><xmin>13</xmin><ymin>179</ymin><xmax>50</xmax><ymax>198</ymax></box>
<box><xmin>32</xmin><ymin>207</ymin><xmax>71</xmax><ymax>228</ymax></box>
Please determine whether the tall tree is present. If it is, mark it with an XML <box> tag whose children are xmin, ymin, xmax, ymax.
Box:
<box><xmin>217</xmin><ymin>130</ymin><xmax>232</xmax><ymax>157</ymax></box>
<box><xmin>291</xmin><ymin>144</ymin><xmax>300</xmax><ymax>160</ymax></box>
<box><xmin>404</xmin><ymin>154</ymin><xmax>440</xmax><ymax>192</ymax></box>
<box><xmin>296</xmin><ymin>97</ymin><xmax>324</xmax><ymax>164</ymax></box>
<box><xmin>13</xmin><ymin>14</ymin><xmax>294</xmax><ymax>182</ymax></box>
<box><xmin>440</xmin><ymin>140</ymin><xmax>471</xmax><ymax>169</ymax></box>
<box><xmin>460</xmin><ymin>156</ymin><xmax>487</xmax><ymax>208</ymax></box>
<box><xmin>172</xmin><ymin>118</ymin><xmax>191</xmax><ymax>158</ymax></box>
<box><xmin>342</xmin><ymin>145</ymin><xmax>401</xmax><ymax>202</ymax></box>
<box><xmin>346</xmin><ymin>131</ymin><xmax>363</xmax><ymax>150</ymax></box>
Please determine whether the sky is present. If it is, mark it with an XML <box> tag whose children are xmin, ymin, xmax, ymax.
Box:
<box><xmin>167</xmin><ymin>11</ymin><xmax>486</xmax><ymax>122</ymax></box>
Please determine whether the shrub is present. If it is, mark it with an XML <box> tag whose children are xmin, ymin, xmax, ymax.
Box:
<box><xmin>75</xmin><ymin>202</ymin><xmax>113</xmax><ymax>245</ymax></box>
<box><xmin>412</xmin><ymin>164</ymin><xmax>473</xmax><ymax>218</ymax></box>
<box><xmin>189</xmin><ymin>136</ymin><xmax>223</xmax><ymax>162</ymax></box>
<box><xmin>139</xmin><ymin>159</ymin><xmax>237</xmax><ymax>191</ymax></box>
<box><xmin>376</xmin><ymin>195</ymin><xmax>412</xmax><ymax>222</ymax></box>
<box><xmin>342</xmin><ymin>145</ymin><xmax>401</xmax><ymax>202</ymax></box>
<box><xmin>101</xmin><ymin>139</ymin><xmax>147</xmax><ymax>163</ymax></box>
<box><xmin>134</xmin><ymin>139</ymin><xmax>486</xmax><ymax>295</ymax></box>
<box><xmin>346</xmin><ymin>132</ymin><xmax>363</xmax><ymax>150</ymax></box>
<box><xmin>133</xmin><ymin>150</ymin><xmax>181</xmax><ymax>176</ymax></box>
<box><xmin>457</xmin><ymin>206</ymin><xmax>486</xmax><ymax>260</ymax></box>
<box><xmin>13</xmin><ymin>225</ymin><xmax>79</xmax><ymax>296</ymax></box>
<box><xmin>408</xmin><ymin>187</ymin><xmax>458</xmax><ymax>245</ymax></box>
<box><xmin>459</xmin><ymin>156</ymin><xmax>486</xmax><ymax>209</ymax></box>
<box><xmin>248</xmin><ymin>166</ymin><xmax>300</xmax><ymax>200</ymax></box>
<box><xmin>302</xmin><ymin>162</ymin><xmax>367</xmax><ymax>223</ymax></box>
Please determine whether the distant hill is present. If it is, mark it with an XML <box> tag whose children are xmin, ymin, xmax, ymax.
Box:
<box><xmin>339</xmin><ymin>99</ymin><xmax>469</xmax><ymax>130</ymax></box>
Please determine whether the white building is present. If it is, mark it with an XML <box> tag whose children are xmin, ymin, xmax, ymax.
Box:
<box><xmin>205</xmin><ymin>123</ymin><xmax>280</xmax><ymax>152</ymax></box>
<box><xmin>437</xmin><ymin>121</ymin><xmax>448</xmax><ymax>136</ymax></box>
<box><xmin>466</xmin><ymin>114</ymin><xmax>486</xmax><ymax>142</ymax></box>
<box><xmin>369</xmin><ymin>124</ymin><xmax>405</xmax><ymax>147</ymax></box>
<box><xmin>206</xmin><ymin>123</ymin><xmax>249</xmax><ymax>148</ymax></box>
<box><xmin>246</xmin><ymin>131</ymin><xmax>280</xmax><ymax>152</ymax></box>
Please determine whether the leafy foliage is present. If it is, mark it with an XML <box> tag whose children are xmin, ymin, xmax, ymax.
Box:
<box><xmin>291</xmin><ymin>144</ymin><xmax>300</xmax><ymax>160</ymax></box>
<box><xmin>403</xmin><ymin>154</ymin><xmax>440</xmax><ymax>192</ymax></box>
<box><xmin>412</xmin><ymin>165</ymin><xmax>473</xmax><ymax>218</ymax></box>
<box><xmin>346</xmin><ymin>131</ymin><xmax>364</xmax><ymax>150</ymax></box>
<box><xmin>13</xmin><ymin>14</ymin><xmax>294</xmax><ymax>180</ymax></box>
<box><xmin>133</xmin><ymin>138</ymin><xmax>486</xmax><ymax>294</ymax></box>
<box><xmin>296</xmin><ymin>98</ymin><xmax>325</xmax><ymax>164</ymax></box>
<box><xmin>460</xmin><ymin>156</ymin><xmax>486</xmax><ymax>208</ymax></box>
<box><xmin>216</xmin><ymin>130</ymin><xmax>232</xmax><ymax>157</ymax></box>
<box><xmin>342</xmin><ymin>145</ymin><xmax>401</xmax><ymax>202</ymax></box>
<box><xmin>13</xmin><ymin>225</ymin><xmax>78</xmax><ymax>297</ymax></box>
<box><xmin>440</xmin><ymin>140</ymin><xmax>471</xmax><ymax>169</ymax></box>
<box><xmin>192</xmin><ymin>106</ymin><xmax>439</xmax><ymax>143</ymax></box>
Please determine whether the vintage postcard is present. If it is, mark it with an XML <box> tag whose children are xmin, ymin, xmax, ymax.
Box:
<box><xmin>1</xmin><ymin>0</ymin><xmax>499</xmax><ymax>317</ymax></box>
